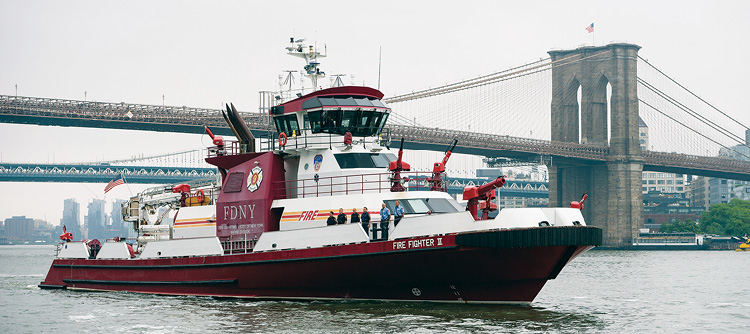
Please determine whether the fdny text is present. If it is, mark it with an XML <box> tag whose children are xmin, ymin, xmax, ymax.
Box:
<box><xmin>224</xmin><ymin>204</ymin><xmax>256</xmax><ymax>220</ymax></box>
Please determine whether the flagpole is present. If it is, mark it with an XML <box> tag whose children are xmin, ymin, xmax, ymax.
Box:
<box><xmin>120</xmin><ymin>172</ymin><xmax>133</xmax><ymax>197</ymax></box>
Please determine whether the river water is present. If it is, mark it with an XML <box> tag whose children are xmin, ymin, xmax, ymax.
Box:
<box><xmin>1</xmin><ymin>245</ymin><xmax>748</xmax><ymax>333</ymax></box>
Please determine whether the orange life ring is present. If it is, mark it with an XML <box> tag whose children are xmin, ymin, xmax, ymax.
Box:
<box><xmin>279</xmin><ymin>132</ymin><xmax>288</xmax><ymax>147</ymax></box>
<box><xmin>196</xmin><ymin>189</ymin><xmax>205</xmax><ymax>203</ymax></box>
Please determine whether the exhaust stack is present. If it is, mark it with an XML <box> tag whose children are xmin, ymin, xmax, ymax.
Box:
<box><xmin>221</xmin><ymin>103</ymin><xmax>256</xmax><ymax>153</ymax></box>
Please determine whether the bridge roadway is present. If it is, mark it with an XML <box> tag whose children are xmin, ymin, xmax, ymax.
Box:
<box><xmin>2</xmin><ymin>94</ymin><xmax>749</xmax><ymax>181</ymax></box>
<box><xmin>0</xmin><ymin>162</ymin><xmax>548</xmax><ymax>198</ymax></box>
<box><xmin>0</xmin><ymin>162</ymin><xmax>218</xmax><ymax>184</ymax></box>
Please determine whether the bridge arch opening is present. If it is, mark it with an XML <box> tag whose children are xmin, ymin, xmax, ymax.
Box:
<box><xmin>587</xmin><ymin>74</ymin><xmax>611</xmax><ymax>146</ymax></box>
<box><xmin>561</xmin><ymin>76</ymin><xmax>581</xmax><ymax>144</ymax></box>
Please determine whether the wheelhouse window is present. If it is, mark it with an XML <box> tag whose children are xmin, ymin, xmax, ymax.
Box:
<box><xmin>307</xmin><ymin>109</ymin><xmax>389</xmax><ymax>136</ymax></box>
<box><xmin>334</xmin><ymin>153</ymin><xmax>396</xmax><ymax>169</ymax></box>
<box><xmin>274</xmin><ymin>114</ymin><xmax>299</xmax><ymax>136</ymax></box>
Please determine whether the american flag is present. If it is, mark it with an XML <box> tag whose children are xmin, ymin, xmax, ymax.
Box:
<box><xmin>104</xmin><ymin>173</ymin><xmax>125</xmax><ymax>193</ymax></box>
<box><xmin>586</xmin><ymin>23</ymin><xmax>594</xmax><ymax>33</ymax></box>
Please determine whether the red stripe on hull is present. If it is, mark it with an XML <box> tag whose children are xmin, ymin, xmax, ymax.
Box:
<box><xmin>41</xmin><ymin>237</ymin><xmax>593</xmax><ymax>304</ymax></box>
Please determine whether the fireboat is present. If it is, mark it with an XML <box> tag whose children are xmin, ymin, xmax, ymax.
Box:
<box><xmin>39</xmin><ymin>38</ymin><xmax>602</xmax><ymax>305</ymax></box>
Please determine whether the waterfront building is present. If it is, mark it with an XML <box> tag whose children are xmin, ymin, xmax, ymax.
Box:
<box><xmin>688</xmin><ymin>176</ymin><xmax>711</xmax><ymax>210</ymax></box>
<box><xmin>642</xmin><ymin>192</ymin><xmax>704</xmax><ymax>231</ymax></box>
<box><xmin>709</xmin><ymin>178</ymin><xmax>750</xmax><ymax>204</ymax></box>
<box><xmin>4</xmin><ymin>216</ymin><xmax>34</xmax><ymax>241</ymax></box>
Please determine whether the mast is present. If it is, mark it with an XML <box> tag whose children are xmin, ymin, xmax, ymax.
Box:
<box><xmin>285</xmin><ymin>37</ymin><xmax>326</xmax><ymax>91</ymax></box>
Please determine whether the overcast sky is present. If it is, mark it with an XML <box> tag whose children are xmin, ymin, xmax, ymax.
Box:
<box><xmin>1</xmin><ymin>0</ymin><xmax>749</xmax><ymax>225</ymax></box>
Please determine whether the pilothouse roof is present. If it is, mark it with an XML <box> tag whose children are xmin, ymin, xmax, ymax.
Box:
<box><xmin>276</xmin><ymin>86</ymin><xmax>387</xmax><ymax>114</ymax></box>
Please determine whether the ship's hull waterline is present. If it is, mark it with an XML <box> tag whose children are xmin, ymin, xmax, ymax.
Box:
<box><xmin>40</xmin><ymin>226</ymin><xmax>601</xmax><ymax>304</ymax></box>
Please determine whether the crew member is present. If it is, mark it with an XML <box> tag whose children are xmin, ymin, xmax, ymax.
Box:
<box><xmin>351</xmin><ymin>208</ymin><xmax>360</xmax><ymax>224</ymax></box>
<box><xmin>361</xmin><ymin>207</ymin><xmax>371</xmax><ymax>235</ymax></box>
<box><xmin>380</xmin><ymin>203</ymin><xmax>391</xmax><ymax>240</ymax></box>
<box><xmin>337</xmin><ymin>208</ymin><xmax>347</xmax><ymax>225</ymax></box>
<box><xmin>394</xmin><ymin>200</ymin><xmax>405</xmax><ymax>226</ymax></box>
<box><xmin>326</xmin><ymin>211</ymin><xmax>336</xmax><ymax>226</ymax></box>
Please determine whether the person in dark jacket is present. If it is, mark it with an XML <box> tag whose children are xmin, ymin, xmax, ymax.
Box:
<box><xmin>326</xmin><ymin>211</ymin><xmax>336</xmax><ymax>226</ymax></box>
<box><xmin>361</xmin><ymin>207</ymin><xmax>371</xmax><ymax>235</ymax></box>
<box><xmin>351</xmin><ymin>208</ymin><xmax>361</xmax><ymax>224</ymax></box>
<box><xmin>337</xmin><ymin>208</ymin><xmax>347</xmax><ymax>225</ymax></box>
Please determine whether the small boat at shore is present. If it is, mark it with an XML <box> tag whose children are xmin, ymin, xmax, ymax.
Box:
<box><xmin>736</xmin><ymin>236</ymin><xmax>749</xmax><ymax>251</ymax></box>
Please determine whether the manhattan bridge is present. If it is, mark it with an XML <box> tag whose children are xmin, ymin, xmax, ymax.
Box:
<box><xmin>2</xmin><ymin>43</ymin><xmax>749</xmax><ymax>247</ymax></box>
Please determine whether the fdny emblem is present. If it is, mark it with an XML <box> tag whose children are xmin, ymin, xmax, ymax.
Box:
<box><xmin>247</xmin><ymin>166</ymin><xmax>263</xmax><ymax>192</ymax></box>
<box><xmin>313</xmin><ymin>154</ymin><xmax>323</xmax><ymax>172</ymax></box>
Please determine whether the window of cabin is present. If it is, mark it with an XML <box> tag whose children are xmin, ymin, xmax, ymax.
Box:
<box><xmin>273</xmin><ymin>114</ymin><xmax>299</xmax><ymax>136</ymax></box>
<box><xmin>306</xmin><ymin>109</ymin><xmax>389</xmax><ymax>136</ymax></box>
<box><xmin>334</xmin><ymin>153</ymin><xmax>396</xmax><ymax>169</ymax></box>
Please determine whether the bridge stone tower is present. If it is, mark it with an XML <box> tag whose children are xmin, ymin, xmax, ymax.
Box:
<box><xmin>547</xmin><ymin>43</ymin><xmax>643</xmax><ymax>248</ymax></box>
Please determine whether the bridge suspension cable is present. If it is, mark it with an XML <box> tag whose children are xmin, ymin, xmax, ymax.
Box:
<box><xmin>385</xmin><ymin>50</ymin><xmax>613</xmax><ymax>104</ymax></box>
<box><xmin>637</xmin><ymin>78</ymin><xmax>747</xmax><ymax>146</ymax></box>
<box><xmin>638</xmin><ymin>56</ymin><xmax>749</xmax><ymax>130</ymax></box>
<box><xmin>638</xmin><ymin>98</ymin><xmax>750</xmax><ymax>160</ymax></box>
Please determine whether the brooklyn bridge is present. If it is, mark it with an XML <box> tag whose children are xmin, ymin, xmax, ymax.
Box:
<box><xmin>2</xmin><ymin>43</ymin><xmax>748</xmax><ymax>247</ymax></box>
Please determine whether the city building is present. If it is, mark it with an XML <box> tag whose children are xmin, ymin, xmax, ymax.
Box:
<box><xmin>642</xmin><ymin>192</ymin><xmax>704</xmax><ymax>231</ymax></box>
<box><xmin>61</xmin><ymin>198</ymin><xmax>82</xmax><ymax>239</ymax></box>
<box><xmin>639</xmin><ymin>117</ymin><xmax>649</xmax><ymax>151</ymax></box>
<box><xmin>688</xmin><ymin>176</ymin><xmax>711</xmax><ymax>210</ymax></box>
<box><xmin>642</xmin><ymin>172</ymin><xmax>686</xmax><ymax>194</ymax></box>
<box><xmin>85</xmin><ymin>199</ymin><xmax>106</xmax><ymax>240</ymax></box>
<box><xmin>4</xmin><ymin>216</ymin><xmax>34</xmax><ymax>241</ymax></box>
<box><xmin>706</xmin><ymin>131</ymin><xmax>750</xmax><ymax>205</ymax></box>
<box><xmin>718</xmin><ymin>129</ymin><xmax>750</xmax><ymax>160</ymax></box>
<box><xmin>33</xmin><ymin>219</ymin><xmax>53</xmax><ymax>242</ymax></box>
<box><xmin>709</xmin><ymin>178</ymin><xmax>750</xmax><ymax>204</ymax></box>
<box><xmin>110</xmin><ymin>199</ymin><xmax>126</xmax><ymax>232</ymax></box>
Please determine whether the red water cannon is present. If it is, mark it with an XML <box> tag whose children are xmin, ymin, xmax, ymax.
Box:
<box><xmin>428</xmin><ymin>139</ymin><xmax>457</xmax><ymax>191</ymax></box>
<box><xmin>172</xmin><ymin>184</ymin><xmax>191</xmax><ymax>207</ymax></box>
<box><xmin>389</xmin><ymin>138</ymin><xmax>411</xmax><ymax>192</ymax></box>
<box><xmin>59</xmin><ymin>225</ymin><xmax>73</xmax><ymax>242</ymax></box>
<box><xmin>570</xmin><ymin>192</ymin><xmax>588</xmax><ymax>210</ymax></box>
<box><xmin>463</xmin><ymin>176</ymin><xmax>506</xmax><ymax>220</ymax></box>
<box><xmin>205</xmin><ymin>126</ymin><xmax>225</xmax><ymax>153</ymax></box>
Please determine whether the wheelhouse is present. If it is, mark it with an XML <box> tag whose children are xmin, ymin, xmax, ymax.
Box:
<box><xmin>271</xmin><ymin>86</ymin><xmax>391</xmax><ymax>138</ymax></box>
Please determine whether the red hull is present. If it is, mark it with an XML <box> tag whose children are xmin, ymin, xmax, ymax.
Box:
<box><xmin>40</xmin><ymin>227</ymin><xmax>600</xmax><ymax>304</ymax></box>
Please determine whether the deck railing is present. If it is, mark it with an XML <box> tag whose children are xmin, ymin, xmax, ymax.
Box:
<box><xmin>273</xmin><ymin>171</ymin><xmax>447</xmax><ymax>199</ymax></box>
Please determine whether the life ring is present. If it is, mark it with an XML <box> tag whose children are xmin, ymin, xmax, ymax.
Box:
<box><xmin>196</xmin><ymin>189</ymin><xmax>205</xmax><ymax>203</ymax></box>
<box><xmin>279</xmin><ymin>132</ymin><xmax>287</xmax><ymax>147</ymax></box>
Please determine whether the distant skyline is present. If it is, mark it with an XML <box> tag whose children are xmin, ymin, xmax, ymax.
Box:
<box><xmin>2</xmin><ymin>0</ymin><xmax>749</xmax><ymax>224</ymax></box>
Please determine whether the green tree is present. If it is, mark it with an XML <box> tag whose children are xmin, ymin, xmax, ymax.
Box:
<box><xmin>704</xmin><ymin>222</ymin><xmax>723</xmax><ymax>235</ymax></box>
<box><xmin>660</xmin><ymin>220</ymin><xmax>700</xmax><ymax>233</ymax></box>
<box><xmin>699</xmin><ymin>198</ymin><xmax>750</xmax><ymax>236</ymax></box>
